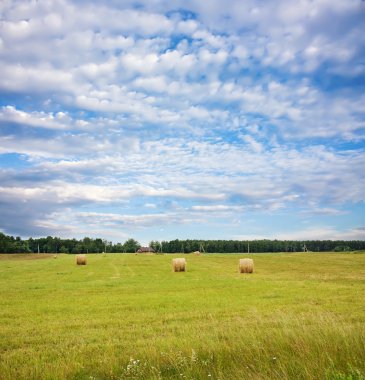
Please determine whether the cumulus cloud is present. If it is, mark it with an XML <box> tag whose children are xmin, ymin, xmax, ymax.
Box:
<box><xmin>0</xmin><ymin>106</ymin><xmax>71</xmax><ymax>130</ymax></box>
<box><xmin>1</xmin><ymin>132</ymin><xmax>364</xmax><ymax>239</ymax></box>
<box><xmin>235</xmin><ymin>227</ymin><xmax>365</xmax><ymax>241</ymax></box>
<box><xmin>0</xmin><ymin>0</ymin><xmax>364</xmax><ymax>240</ymax></box>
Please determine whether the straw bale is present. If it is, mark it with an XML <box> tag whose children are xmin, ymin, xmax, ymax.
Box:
<box><xmin>172</xmin><ymin>258</ymin><xmax>186</xmax><ymax>272</ymax></box>
<box><xmin>239</xmin><ymin>258</ymin><xmax>254</xmax><ymax>273</ymax></box>
<box><xmin>76</xmin><ymin>254</ymin><xmax>87</xmax><ymax>265</ymax></box>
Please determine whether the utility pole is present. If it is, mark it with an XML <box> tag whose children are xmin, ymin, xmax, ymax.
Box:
<box><xmin>38</xmin><ymin>244</ymin><xmax>40</xmax><ymax>254</ymax></box>
<box><xmin>248</xmin><ymin>242</ymin><xmax>250</xmax><ymax>254</ymax></box>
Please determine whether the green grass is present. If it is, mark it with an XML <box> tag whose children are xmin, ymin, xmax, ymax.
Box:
<box><xmin>0</xmin><ymin>252</ymin><xmax>364</xmax><ymax>380</ymax></box>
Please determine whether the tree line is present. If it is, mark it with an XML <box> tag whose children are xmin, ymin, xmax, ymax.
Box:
<box><xmin>150</xmin><ymin>239</ymin><xmax>365</xmax><ymax>253</ymax></box>
<box><xmin>1</xmin><ymin>232</ymin><xmax>364</xmax><ymax>253</ymax></box>
<box><xmin>0</xmin><ymin>233</ymin><xmax>141</xmax><ymax>254</ymax></box>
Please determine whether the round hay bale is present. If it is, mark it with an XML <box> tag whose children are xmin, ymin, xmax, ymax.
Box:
<box><xmin>239</xmin><ymin>258</ymin><xmax>253</xmax><ymax>273</ymax></box>
<box><xmin>193</xmin><ymin>251</ymin><xmax>201</xmax><ymax>256</ymax></box>
<box><xmin>76</xmin><ymin>254</ymin><xmax>87</xmax><ymax>265</ymax></box>
<box><xmin>53</xmin><ymin>255</ymin><xmax>57</xmax><ymax>259</ymax></box>
<box><xmin>172</xmin><ymin>258</ymin><xmax>186</xmax><ymax>272</ymax></box>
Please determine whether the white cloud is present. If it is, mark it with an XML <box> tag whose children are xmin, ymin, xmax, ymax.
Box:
<box><xmin>1</xmin><ymin>136</ymin><xmax>364</xmax><ymax>210</ymax></box>
<box><xmin>0</xmin><ymin>63</ymin><xmax>82</xmax><ymax>94</ymax></box>
<box><xmin>176</xmin><ymin>19</ymin><xmax>199</xmax><ymax>35</ymax></box>
<box><xmin>191</xmin><ymin>205</ymin><xmax>244</xmax><ymax>212</ymax></box>
<box><xmin>0</xmin><ymin>0</ymin><xmax>364</xmax><ymax>241</ymax></box>
<box><xmin>0</xmin><ymin>106</ymin><xmax>71</xmax><ymax>130</ymax></box>
<box><xmin>234</xmin><ymin>227</ymin><xmax>365</xmax><ymax>241</ymax></box>
<box><xmin>1</xmin><ymin>0</ymin><xmax>363</xmax><ymax>141</ymax></box>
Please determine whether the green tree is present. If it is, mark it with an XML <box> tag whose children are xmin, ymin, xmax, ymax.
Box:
<box><xmin>59</xmin><ymin>245</ymin><xmax>69</xmax><ymax>253</ymax></box>
<box><xmin>123</xmin><ymin>238</ymin><xmax>141</xmax><ymax>253</ymax></box>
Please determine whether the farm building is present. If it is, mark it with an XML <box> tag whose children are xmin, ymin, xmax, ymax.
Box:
<box><xmin>136</xmin><ymin>247</ymin><xmax>155</xmax><ymax>253</ymax></box>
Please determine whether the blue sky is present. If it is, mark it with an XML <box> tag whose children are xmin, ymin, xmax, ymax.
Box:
<box><xmin>0</xmin><ymin>0</ymin><xmax>364</xmax><ymax>244</ymax></box>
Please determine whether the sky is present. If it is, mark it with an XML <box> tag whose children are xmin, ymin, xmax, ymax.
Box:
<box><xmin>0</xmin><ymin>0</ymin><xmax>364</xmax><ymax>245</ymax></box>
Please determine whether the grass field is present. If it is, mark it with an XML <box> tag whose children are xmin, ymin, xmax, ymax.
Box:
<box><xmin>0</xmin><ymin>252</ymin><xmax>364</xmax><ymax>380</ymax></box>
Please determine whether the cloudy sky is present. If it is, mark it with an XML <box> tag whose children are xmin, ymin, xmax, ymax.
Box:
<box><xmin>0</xmin><ymin>0</ymin><xmax>364</xmax><ymax>244</ymax></box>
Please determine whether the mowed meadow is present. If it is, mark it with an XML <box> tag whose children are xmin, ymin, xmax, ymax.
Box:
<box><xmin>0</xmin><ymin>253</ymin><xmax>364</xmax><ymax>380</ymax></box>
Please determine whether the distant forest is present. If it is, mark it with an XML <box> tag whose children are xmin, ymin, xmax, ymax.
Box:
<box><xmin>0</xmin><ymin>232</ymin><xmax>364</xmax><ymax>253</ymax></box>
